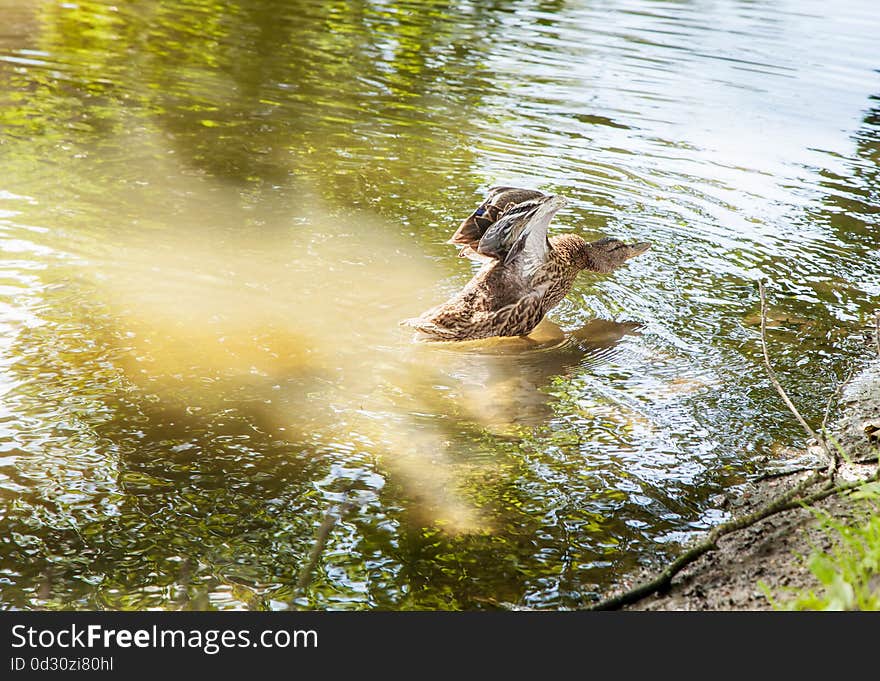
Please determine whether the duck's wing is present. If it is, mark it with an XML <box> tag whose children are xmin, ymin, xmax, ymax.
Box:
<box><xmin>476</xmin><ymin>194</ymin><xmax>567</xmax><ymax>275</ymax></box>
<box><xmin>448</xmin><ymin>187</ymin><xmax>547</xmax><ymax>254</ymax></box>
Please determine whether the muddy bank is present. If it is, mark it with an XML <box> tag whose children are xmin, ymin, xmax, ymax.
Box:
<box><xmin>623</xmin><ymin>360</ymin><xmax>880</xmax><ymax>611</ymax></box>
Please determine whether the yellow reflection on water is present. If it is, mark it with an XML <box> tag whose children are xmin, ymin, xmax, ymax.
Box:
<box><xmin>91</xmin><ymin>185</ymin><xmax>496</xmax><ymax>532</ymax></box>
<box><xmin>80</xmin><ymin>161</ymin><xmax>641</xmax><ymax>534</ymax></box>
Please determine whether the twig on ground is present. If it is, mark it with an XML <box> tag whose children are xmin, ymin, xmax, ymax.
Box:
<box><xmin>588</xmin><ymin>471</ymin><xmax>875</xmax><ymax>610</ymax></box>
<box><xmin>782</xmin><ymin>476</ymin><xmax>871</xmax><ymax>510</ymax></box>
<box><xmin>589</xmin><ymin>471</ymin><xmax>823</xmax><ymax>610</ymax></box>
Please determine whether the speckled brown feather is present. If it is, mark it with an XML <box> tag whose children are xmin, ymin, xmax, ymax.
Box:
<box><xmin>403</xmin><ymin>233</ymin><xmax>650</xmax><ymax>341</ymax></box>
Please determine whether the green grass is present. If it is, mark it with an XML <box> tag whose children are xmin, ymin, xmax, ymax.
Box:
<box><xmin>762</xmin><ymin>481</ymin><xmax>880</xmax><ymax>611</ymax></box>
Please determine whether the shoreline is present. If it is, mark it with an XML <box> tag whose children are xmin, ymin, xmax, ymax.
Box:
<box><xmin>622</xmin><ymin>359</ymin><xmax>879</xmax><ymax>611</ymax></box>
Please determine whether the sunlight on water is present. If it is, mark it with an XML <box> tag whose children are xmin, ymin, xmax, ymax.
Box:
<box><xmin>0</xmin><ymin>0</ymin><xmax>878</xmax><ymax>609</ymax></box>
<box><xmin>87</xmin><ymin>165</ymin><xmax>493</xmax><ymax>534</ymax></box>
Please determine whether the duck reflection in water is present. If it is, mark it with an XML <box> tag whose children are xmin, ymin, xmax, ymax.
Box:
<box><xmin>400</xmin><ymin>317</ymin><xmax>644</xmax><ymax>434</ymax></box>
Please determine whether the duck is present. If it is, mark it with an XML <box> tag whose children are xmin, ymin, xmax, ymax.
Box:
<box><xmin>402</xmin><ymin>188</ymin><xmax>650</xmax><ymax>342</ymax></box>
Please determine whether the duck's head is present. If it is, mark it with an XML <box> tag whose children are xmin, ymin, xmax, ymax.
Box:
<box><xmin>576</xmin><ymin>236</ymin><xmax>651</xmax><ymax>273</ymax></box>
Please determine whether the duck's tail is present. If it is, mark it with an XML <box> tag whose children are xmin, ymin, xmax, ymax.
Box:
<box><xmin>399</xmin><ymin>316</ymin><xmax>464</xmax><ymax>341</ymax></box>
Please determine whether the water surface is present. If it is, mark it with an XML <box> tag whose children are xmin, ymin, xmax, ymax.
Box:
<box><xmin>0</xmin><ymin>0</ymin><xmax>878</xmax><ymax>609</ymax></box>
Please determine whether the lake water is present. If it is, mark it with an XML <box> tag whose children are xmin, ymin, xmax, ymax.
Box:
<box><xmin>0</xmin><ymin>0</ymin><xmax>878</xmax><ymax>609</ymax></box>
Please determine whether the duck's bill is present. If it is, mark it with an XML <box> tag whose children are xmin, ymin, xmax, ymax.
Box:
<box><xmin>627</xmin><ymin>242</ymin><xmax>651</xmax><ymax>258</ymax></box>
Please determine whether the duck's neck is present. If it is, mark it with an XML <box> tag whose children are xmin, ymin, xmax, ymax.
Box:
<box><xmin>532</xmin><ymin>235</ymin><xmax>587</xmax><ymax>311</ymax></box>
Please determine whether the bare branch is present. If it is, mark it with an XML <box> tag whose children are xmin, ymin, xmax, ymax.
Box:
<box><xmin>587</xmin><ymin>284</ymin><xmax>874</xmax><ymax>611</ymax></box>
<box><xmin>588</xmin><ymin>471</ymin><xmax>874</xmax><ymax>610</ymax></box>
<box><xmin>291</xmin><ymin>495</ymin><xmax>357</xmax><ymax>607</ymax></box>
<box><xmin>820</xmin><ymin>378</ymin><xmax>838</xmax><ymax>435</ymax></box>
<box><xmin>758</xmin><ymin>280</ymin><xmax>835</xmax><ymax>475</ymax></box>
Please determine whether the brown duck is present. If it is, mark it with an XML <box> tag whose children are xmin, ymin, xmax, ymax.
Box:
<box><xmin>403</xmin><ymin>188</ymin><xmax>650</xmax><ymax>341</ymax></box>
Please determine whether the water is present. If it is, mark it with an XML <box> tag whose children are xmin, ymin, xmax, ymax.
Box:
<box><xmin>0</xmin><ymin>0</ymin><xmax>877</xmax><ymax>610</ymax></box>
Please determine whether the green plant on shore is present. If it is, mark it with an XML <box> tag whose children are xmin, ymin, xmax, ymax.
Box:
<box><xmin>762</xmin><ymin>482</ymin><xmax>880</xmax><ymax>611</ymax></box>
